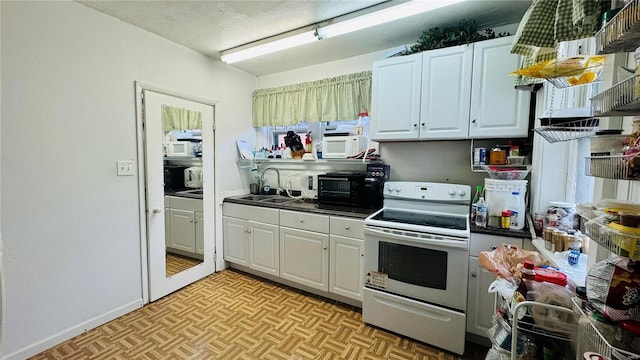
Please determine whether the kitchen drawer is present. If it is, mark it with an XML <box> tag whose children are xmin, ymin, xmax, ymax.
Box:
<box><xmin>166</xmin><ymin>196</ymin><xmax>203</xmax><ymax>212</ymax></box>
<box><xmin>469</xmin><ymin>233</ymin><xmax>523</xmax><ymax>257</ymax></box>
<box><xmin>222</xmin><ymin>203</ymin><xmax>279</xmax><ymax>225</ymax></box>
<box><xmin>280</xmin><ymin>209</ymin><xmax>329</xmax><ymax>233</ymax></box>
<box><xmin>330</xmin><ymin>216</ymin><xmax>364</xmax><ymax>239</ymax></box>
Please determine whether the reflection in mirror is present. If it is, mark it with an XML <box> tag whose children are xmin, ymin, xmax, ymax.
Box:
<box><xmin>161</xmin><ymin>105</ymin><xmax>204</xmax><ymax>277</ymax></box>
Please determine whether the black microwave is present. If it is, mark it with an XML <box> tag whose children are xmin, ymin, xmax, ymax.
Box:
<box><xmin>318</xmin><ymin>172</ymin><xmax>383</xmax><ymax>209</ymax></box>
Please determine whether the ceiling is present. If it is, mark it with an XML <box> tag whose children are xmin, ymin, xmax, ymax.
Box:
<box><xmin>77</xmin><ymin>0</ymin><xmax>532</xmax><ymax>76</ymax></box>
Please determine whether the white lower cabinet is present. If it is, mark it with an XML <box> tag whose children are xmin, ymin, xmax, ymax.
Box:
<box><xmin>466</xmin><ymin>256</ymin><xmax>497</xmax><ymax>338</ymax></box>
<box><xmin>280</xmin><ymin>227</ymin><xmax>329</xmax><ymax>291</ymax></box>
<box><xmin>223</xmin><ymin>216</ymin><xmax>249</xmax><ymax>265</ymax></box>
<box><xmin>222</xmin><ymin>203</ymin><xmax>280</xmax><ymax>276</ymax></box>
<box><xmin>165</xmin><ymin>196</ymin><xmax>204</xmax><ymax>257</ymax></box>
<box><xmin>329</xmin><ymin>216</ymin><xmax>364</xmax><ymax>301</ymax></box>
<box><xmin>329</xmin><ymin>235</ymin><xmax>363</xmax><ymax>300</ymax></box>
<box><xmin>249</xmin><ymin>221</ymin><xmax>279</xmax><ymax>276</ymax></box>
<box><xmin>467</xmin><ymin>233</ymin><xmax>524</xmax><ymax>340</ymax></box>
<box><xmin>223</xmin><ymin>203</ymin><xmax>366</xmax><ymax>304</ymax></box>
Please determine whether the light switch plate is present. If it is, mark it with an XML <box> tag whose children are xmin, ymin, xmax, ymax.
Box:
<box><xmin>117</xmin><ymin>160</ymin><xmax>135</xmax><ymax>176</ymax></box>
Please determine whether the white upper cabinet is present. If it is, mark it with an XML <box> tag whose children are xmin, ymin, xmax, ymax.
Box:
<box><xmin>370</xmin><ymin>53</ymin><xmax>422</xmax><ymax>140</ymax></box>
<box><xmin>469</xmin><ymin>36</ymin><xmax>530</xmax><ymax>138</ymax></box>
<box><xmin>371</xmin><ymin>36</ymin><xmax>529</xmax><ymax>141</ymax></box>
<box><xmin>420</xmin><ymin>44</ymin><xmax>473</xmax><ymax>139</ymax></box>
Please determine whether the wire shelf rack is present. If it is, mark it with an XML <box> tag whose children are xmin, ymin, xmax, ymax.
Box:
<box><xmin>586</xmin><ymin>154</ymin><xmax>640</xmax><ymax>180</ymax></box>
<box><xmin>591</xmin><ymin>75</ymin><xmax>640</xmax><ymax>116</ymax></box>
<box><xmin>534</xmin><ymin>118</ymin><xmax>600</xmax><ymax>143</ymax></box>
<box><xmin>595</xmin><ymin>0</ymin><xmax>640</xmax><ymax>54</ymax></box>
<box><xmin>573</xmin><ymin>298</ymin><xmax>640</xmax><ymax>359</ymax></box>
<box><xmin>583</xmin><ymin>218</ymin><xmax>640</xmax><ymax>260</ymax></box>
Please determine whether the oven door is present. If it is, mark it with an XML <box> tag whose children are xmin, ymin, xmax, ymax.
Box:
<box><xmin>364</xmin><ymin>225</ymin><xmax>469</xmax><ymax>311</ymax></box>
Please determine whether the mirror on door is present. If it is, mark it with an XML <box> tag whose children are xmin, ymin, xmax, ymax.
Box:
<box><xmin>161</xmin><ymin>108</ymin><xmax>204</xmax><ymax>277</ymax></box>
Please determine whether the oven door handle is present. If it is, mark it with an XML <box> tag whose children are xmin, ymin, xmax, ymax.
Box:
<box><xmin>364</xmin><ymin>226</ymin><xmax>468</xmax><ymax>250</ymax></box>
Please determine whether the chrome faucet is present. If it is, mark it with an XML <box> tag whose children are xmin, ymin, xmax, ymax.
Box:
<box><xmin>260</xmin><ymin>167</ymin><xmax>281</xmax><ymax>195</ymax></box>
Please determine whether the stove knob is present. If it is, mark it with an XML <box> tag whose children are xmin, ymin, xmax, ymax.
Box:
<box><xmin>394</xmin><ymin>186</ymin><xmax>401</xmax><ymax>193</ymax></box>
<box><xmin>448</xmin><ymin>188</ymin><xmax>456</xmax><ymax>196</ymax></box>
<box><xmin>386</xmin><ymin>185</ymin><xmax>394</xmax><ymax>193</ymax></box>
<box><xmin>458</xmin><ymin>189</ymin><xmax>466</xmax><ymax>197</ymax></box>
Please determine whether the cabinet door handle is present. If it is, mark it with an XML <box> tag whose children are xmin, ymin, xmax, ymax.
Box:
<box><xmin>299</xmin><ymin>218</ymin><xmax>304</xmax><ymax>223</ymax></box>
<box><xmin>421</xmin><ymin>122</ymin><xmax>425</xmax><ymax>126</ymax></box>
<box><xmin>247</xmin><ymin>229</ymin><xmax>251</xmax><ymax>233</ymax></box>
<box><xmin>189</xmin><ymin>220</ymin><xmax>194</xmax><ymax>223</ymax></box>
<box><xmin>492</xmin><ymin>245</ymin><xmax>497</xmax><ymax>250</ymax></box>
<box><xmin>152</xmin><ymin>208</ymin><xmax>162</xmax><ymax>214</ymax></box>
<box><xmin>471</xmin><ymin>272</ymin><xmax>477</xmax><ymax>278</ymax></box>
<box><xmin>345</xmin><ymin>225</ymin><xmax>350</xmax><ymax>230</ymax></box>
<box><xmin>323</xmin><ymin>245</ymin><xmax>327</xmax><ymax>250</ymax></box>
<box><xmin>472</xmin><ymin>119</ymin><xmax>477</xmax><ymax>124</ymax></box>
<box><xmin>361</xmin><ymin>253</ymin><xmax>364</xmax><ymax>257</ymax></box>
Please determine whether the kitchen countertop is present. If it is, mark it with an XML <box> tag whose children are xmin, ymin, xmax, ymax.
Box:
<box><xmin>470</xmin><ymin>215</ymin><xmax>535</xmax><ymax>239</ymax></box>
<box><xmin>165</xmin><ymin>190</ymin><xmax>203</xmax><ymax>200</ymax></box>
<box><xmin>223</xmin><ymin>195</ymin><xmax>377</xmax><ymax>219</ymax></box>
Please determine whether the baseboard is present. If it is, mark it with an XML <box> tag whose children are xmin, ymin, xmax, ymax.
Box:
<box><xmin>4</xmin><ymin>299</ymin><xmax>143</xmax><ymax>360</ymax></box>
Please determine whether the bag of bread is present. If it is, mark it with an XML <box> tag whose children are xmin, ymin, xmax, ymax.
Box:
<box><xmin>511</xmin><ymin>55</ymin><xmax>605</xmax><ymax>83</ymax></box>
<box><xmin>586</xmin><ymin>256</ymin><xmax>640</xmax><ymax>321</ymax></box>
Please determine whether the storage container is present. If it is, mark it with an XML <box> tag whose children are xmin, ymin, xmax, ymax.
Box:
<box><xmin>484</xmin><ymin>179</ymin><xmax>528</xmax><ymax>218</ymax></box>
<box><xmin>590</xmin><ymin>134</ymin><xmax>628</xmax><ymax>156</ymax></box>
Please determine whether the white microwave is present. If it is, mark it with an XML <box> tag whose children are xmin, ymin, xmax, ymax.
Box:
<box><xmin>322</xmin><ymin>135</ymin><xmax>367</xmax><ymax>158</ymax></box>
<box><xmin>166</xmin><ymin>141</ymin><xmax>196</xmax><ymax>157</ymax></box>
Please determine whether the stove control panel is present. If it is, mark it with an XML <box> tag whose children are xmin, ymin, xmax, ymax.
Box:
<box><xmin>384</xmin><ymin>181</ymin><xmax>470</xmax><ymax>202</ymax></box>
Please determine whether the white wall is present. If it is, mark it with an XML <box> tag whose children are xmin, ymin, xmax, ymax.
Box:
<box><xmin>257</xmin><ymin>47</ymin><xmax>402</xmax><ymax>89</ymax></box>
<box><xmin>0</xmin><ymin>2</ymin><xmax>256</xmax><ymax>358</ymax></box>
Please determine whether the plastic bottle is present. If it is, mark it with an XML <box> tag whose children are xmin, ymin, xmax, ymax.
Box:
<box><xmin>470</xmin><ymin>185</ymin><xmax>482</xmax><ymax>222</ymax></box>
<box><xmin>521</xmin><ymin>260</ymin><xmax>536</xmax><ymax>280</ymax></box>
<box><xmin>475</xmin><ymin>197</ymin><xmax>488</xmax><ymax>227</ymax></box>
<box><xmin>505</xmin><ymin>191</ymin><xmax>525</xmax><ymax>230</ymax></box>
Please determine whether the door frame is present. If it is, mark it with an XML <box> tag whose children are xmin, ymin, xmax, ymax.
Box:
<box><xmin>134</xmin><ymin>81</ymin><xmax>217</xmax><ymax>304</ymax></box>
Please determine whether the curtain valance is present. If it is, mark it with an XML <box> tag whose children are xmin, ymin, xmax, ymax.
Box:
<box><xmin>252</xmin><ymin>71</ymin><xmax>372</xmax><ymax>127</ymax></box>
<box><xmin>162</xmin><ymin>105</ymin><xmax>202</xmax><ymax>131</ymax></box>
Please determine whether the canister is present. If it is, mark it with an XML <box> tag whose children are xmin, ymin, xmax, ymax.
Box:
<box><xmin>474</xmin><ymin>148</ymin><xmax>486</xmax><ymax>165</ymax></box>
<box><xmin>489</xmin><ymin>148</ymin><xmax>507</xmax><ymax>165</ymax></box>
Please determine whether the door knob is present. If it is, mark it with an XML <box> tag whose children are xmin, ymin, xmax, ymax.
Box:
<box><xmin>152</xmin><ymin>208</ymin><xmax>161</xmax><ymax>214</ymax></box>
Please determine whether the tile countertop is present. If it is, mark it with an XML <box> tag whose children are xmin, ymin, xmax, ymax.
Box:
<box><xmin>470</xmin><ymin>215</ymin><xmax>536</xmax><ymax>240</ymax></box>
<box><xmin>223</xmin><ymin>195</ymin><xmax>377</xmax><ymax>219</ymax></box>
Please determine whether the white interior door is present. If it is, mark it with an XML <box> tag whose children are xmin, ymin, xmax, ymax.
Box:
<box><xmin>140</xmin><ymin>86</ymin><xmax>216</xmax><ymax>302</ymax></box>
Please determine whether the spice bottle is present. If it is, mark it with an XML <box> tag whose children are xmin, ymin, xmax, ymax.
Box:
<box><xmin>501</xmin><ymin>210</ymin><xmax>512</xmax><ymax>229</ymax></box>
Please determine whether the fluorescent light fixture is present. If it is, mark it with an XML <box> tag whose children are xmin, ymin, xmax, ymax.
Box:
<box><xmin>220</xmin><ymin>30</ymin><xmax>318</xmax><ymax>64</ymax></box>
<box><xmin>317</xmin><ymin>0</ymin><xmax>466</xmax><ymax>39</ymax></box>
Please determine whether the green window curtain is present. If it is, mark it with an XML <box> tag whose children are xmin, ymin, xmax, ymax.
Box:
<box><xmin>161</xmin><ymin>105</ymin><xmax>202</xmax><ymax>131</ymax></box>
<box><xmin>252</xmin><ymin>71</ymin><xmax>372</xmax><ymax>127</ymax></box>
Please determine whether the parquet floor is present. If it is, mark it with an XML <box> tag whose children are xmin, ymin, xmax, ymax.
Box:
<box><xmin>166</xmin><ymin>253</ymin><xmax>201</xmax><ymax>277</ymax></box>
<box><xmin>30</xmin><ymin>269</ymin><xmax>488</xmax><ymax>360</ymax></box>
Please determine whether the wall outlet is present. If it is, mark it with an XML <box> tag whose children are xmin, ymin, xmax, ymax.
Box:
<box><xmin>117</xmin><ymin>160</ymin><xmax>135</xmax><ymax>176</ymax></box>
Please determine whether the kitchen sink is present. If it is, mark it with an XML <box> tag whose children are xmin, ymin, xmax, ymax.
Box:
<box><xmin>240</xmin><ymin>195</ymin><xmax>273</xmax><ymax>201</ymax></box>
<box><xmin>239</xmin><ymin>194</ymin><xmax>295</xmax><ymax>203</ymax></box>
<box><xmin>260</xmin><ymin>197</ymin><xmax>295</xmax><ymax>204</ymax></box>
<box><xmin>177</xmin><ymin>189</ymin><xmax>203</xmax><ymax>195</ymax></box>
